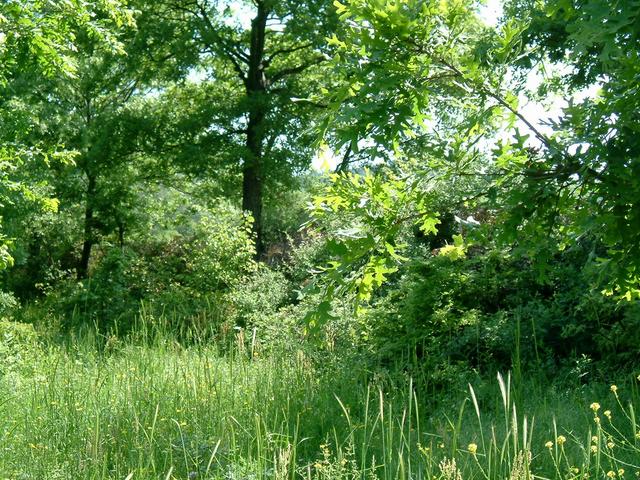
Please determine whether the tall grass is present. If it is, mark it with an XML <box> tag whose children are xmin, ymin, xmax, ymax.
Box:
<box><xmin>1</xmin><ymin>323</ymin><xmax>639</xmax><ymax>479</ymax></box>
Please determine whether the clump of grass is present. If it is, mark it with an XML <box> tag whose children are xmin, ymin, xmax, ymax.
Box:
<box><xmin>0</xmin><ymin>325</ymin><xmax>639</xmax><ymax>479</ymax></box>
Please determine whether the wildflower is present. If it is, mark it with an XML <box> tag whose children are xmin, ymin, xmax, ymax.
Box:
<box><xmin>557</xmin><ymin>435</ymin><xmax>567</xmax><ymax>446</ymax></box>
<box><xmin>439</xmin><ymin>458</ymin><xmax>462</xmax><ymax>480</ymax></box>
<box><xmin>604</xmin><ymin>410</ymin><xmax>612</xmax><ymax>420</ymax></box>
<box><xmin>594</xmin><ymin>416</ymin><xmax>601</xmax><ymax>424</ymax></box>
<box><xmin>417</xmin><ymin>443</ymin><xmax>430</xmax><ymax>456</ymax></box>
<box><xmin>545</xmin><ymin>441</ymin><xmax>554</xmax><ymax>449</ymax></box>
<box><xmin>590</xmin><ymin>402</ymin><xmax>601</xmax><ymax>412</ymax></box>
<box><xmin>608</xmin><ymin>471</ymin><xmax>616</xmax><ymax>478</ymax></box>
<box><xmin>591</xmin><ymin>436</ymin><xmax>598</xmax><ymax>443</ymax></box>
<box><xmin>468</xmin><ymin>443</ymin><xmax>478</xmax><ymax>455</ymax></box>
<box><xmin>591</xmin><ymin>445</ymin><xmax>597</xmax><ymax>453</ymax></box>
<box><xmin>637</xmin><ymin>374</ymin><xmax>640</xmax><ymax>382</ymax></box>
<box><xmin>619</xmin><ymin>470</ymin><xmax>625</xmax><ymax>476</ymax></box>
<box><xmin>607</xmin><ymin>441</ymin><xmax>615</xmax><ymax>449</ymax></box>
<box><xmin>611</xmin><ymin>385</ymin><xmax>618</xmax><ymax>394</ymax></box>
<box><xmin>571</xmin><ymin>468</ymin><xmax>580</xmax><ymax>474</ymax></box>
<box><xmin>636</xmin><ymin>432</ymin><xmax>640</xmax><ymax>439</ymax></box>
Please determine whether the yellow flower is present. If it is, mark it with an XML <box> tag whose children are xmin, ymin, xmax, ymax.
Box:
<box><xmin>545</xmin><ymin>441</ymin><xmax>554</xmax><ymax>449</ymax></box>
<box><xmin>591</xmin><ymin>445</ymin><xmax>598</xmax><ymax>453</ymax></box>
<box><xmin>608</xmin><ymin>471</ymin><xmax>616</xmax><ymax>478</ymax></box>
<box><xmin>591</xmin><ymin>402</ymin><xmax>601</xmax><ymax>412</ymax></box>
<box><xmin>607</xmin><ymin>441</ymin><xmax>615</xmax><ymax>449</ymax></box>
<box><xmin>417</xmin><ymin>443</ymin><xmax>430</xmax><ymax>456</ymax></box>
<box><xmin>591</xmin><ymin>436</ymin><xmax>598</xmax><ymax>443</ymax></box>
<box><xmin>604</xmin><ymin>410</ymin><xmax>612</xmax><ymax>420</ymax></box>
<box><xmin>557</xmin><ymin>435</ymin><xmax>567</xmax><ymax>445</ymax></box>
<box><xmin>594</xmin><ymin>416</ymin><xmax>601</xmax><ymax>424</ymax></box>
<box><xmin>619</xmin><ymin>470</ymin><xmax>625</xmax><ymax>476</ymax></box>
<box><xmin>611</xmin><ymin>385</ymin><xmax>618</xmax><ymax>394</ymax></box>
<box><xmin>571</xmin><ymin>468</ymin><xmax>580</xmax><ymax>474</ymax></box>
<box><xmin>468</xmin><ymin>443</ymin><xmax>478</xmax><ymax>455</ymax></box>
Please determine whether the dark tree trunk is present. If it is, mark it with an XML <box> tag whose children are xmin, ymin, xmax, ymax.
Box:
<box><xmin>243</xmin><ymin>2</ymin><xmax>269</xmax><ymax>255</ymax></box>
<box><xmin>77</xmin><ymin>174</ymin><xmax>96</xmax><ymax>280</ymax></box>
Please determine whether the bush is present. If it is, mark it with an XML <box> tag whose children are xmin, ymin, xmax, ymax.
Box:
<box><xmin>361</xmin><ymin>240</ymin><xmax>640</xmax><ymax>383</ymax></box>
<box><xmin>0</xmin><ymin>291</ymin><xmax>18</xmax><ymax>318</ymax></box>
<box><xmin>0</xmin><ymin>320</ymin><xmax>41</xmax><ymax>376</ymax></box>
<box><xmin>27</xmin><ymin>201</ymin><xmax>258</xmax><ymax>337</ymax></box>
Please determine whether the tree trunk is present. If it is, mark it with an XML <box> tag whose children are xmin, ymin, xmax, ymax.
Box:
<box><xmin>243</xmin><ymin>2</ymin><xmax>269</xmax><ymax>256</ymax></box>
<box><xmin>77</xmin><ymin>174</ymin><xmax>96</xmax><ymax>280</ymax></box>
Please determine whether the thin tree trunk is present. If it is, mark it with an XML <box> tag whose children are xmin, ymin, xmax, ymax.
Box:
<box><xmin>77</xmin><ymin>174</ymin><xmax>96</xmax><ymax>280</ymax></box>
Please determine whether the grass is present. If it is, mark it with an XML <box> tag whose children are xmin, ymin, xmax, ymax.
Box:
<box><xmin>1</xmin><ymin>324</ymin><xmax>639</xmax><ymax>479</ymax></box>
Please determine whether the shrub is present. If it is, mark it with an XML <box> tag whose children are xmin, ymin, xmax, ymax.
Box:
<box><xmin>0</xmin><ymin>320</ymin><xmax>41</xmax><ymax>376</ymax></box>
<box><xmin>28</xmin><ymin>201</ymin><xmax>257</xmax><ymax>337</ymax></box>
<box><xmin>361</xmin><ymin>240</ymin><xmax>640</xmax><ymax>383</ymax></box>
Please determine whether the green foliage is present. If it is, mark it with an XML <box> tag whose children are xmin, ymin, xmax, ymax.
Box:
<box><xmin>0</xmin><ymin>320</ymin><xmax>40</xmax><ymax>376</ymax></box>
<box><xmin>228</xmin><ymin>266</ymin><xmax>290</xmax><ymax>329</ymax></box>
<box><xmin>319</xmin><ymin>0</ymin><xmax>508</xmax><ymax>162</ymax></box>
<box><xmin>1</xmin><ymin>331</ymin><xmax>640</xmax><ymax>480</ymax></box>
<box><xmin>147</xmin><ymin>0</ymin><xmax>339</xmax><ymax>251</ymax></box>
<box><xmin>304</xmin><ymin>167</ymin><xmax>439</xmax><ymax>327</ymax></box>
<box><xmin>496</xmin><ymin>0</ymin><xmax>640</xmax><ymax>298</ymax></box>
<box><xmin>2</xmin><ymin>6</ymin><xmax>640</xmax><ymax>480</ymax></box>
<box><xmin>0</xmin><ymin>0</ymin><xmax>133</xmax><ymax>273</ymax></box>
<box><xmin>0</xmin><ymin>291</ymin><xmax>17</xmax><ymax>317</ymax></box>
<box><xmin>26</xmin><ymin>199</ymin><xmax>257</xmax><ymax>335</ymax></box>
<box><xmin>301</xmin><ymin>0</ymin><xmax>640</xmax><ymax>339</ymax></box>
<box><xmin>362</xmin><ymin>241</ymin><xmax>640</xmax><ymax>381</ymax></box>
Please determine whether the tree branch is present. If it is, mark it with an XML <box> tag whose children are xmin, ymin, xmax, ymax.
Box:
<box><xmin>270</xmin><ymin>56</ymin><xmax>326</xmax><ymax>83</ymax></box>
<box><xmin>335</xmin><ymin>144</ymin><xmax>352</xmax><ymax>173</ymax></box>
<box><xmin>181</xmin><ymin>0</ymin><xmax>251</xmax><ymax>78</ymax></box>
<box><xmin>438</xmin><ymin>58</ymin><xmax>557</xmax><ymax>153</ymax></box>
<box><xmin>203</xmin><ymin>45</ymin><xmax>248</xmax><ymax>86</ymax></box>
<box><xmin>266</xmin><ymin>42</ymin><xmax>313</xmax><ymax>65</ymax></box>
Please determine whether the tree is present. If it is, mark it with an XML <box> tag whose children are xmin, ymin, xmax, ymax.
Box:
<box><xmin>158</xmin><ymin>0</ymin><xmax>338</xmax><ymax>253</ymax></box>
<box><xmin>3</xmin><ymin>1</ymin><xmax>191</xmax><ymax>283</ymax></box>
<box><xmin>500</xmin><ymin>0</ymin><xmax>640</xmax><ymax>298</ymax></box>
<box><xmin>0</xmin><ymin>0</ymin><xmax>132</xmax><ymax>273</ymax></box>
